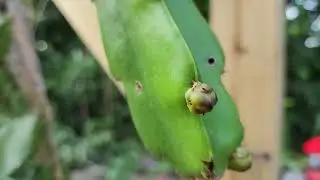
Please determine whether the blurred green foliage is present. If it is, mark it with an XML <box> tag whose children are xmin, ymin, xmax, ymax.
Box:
<box><xmin>0</xmin><ymin>0</ymin><xmax>319</xmax><ymax>179</ymax></box>
<box><xmin>0</xmin><ymin>115</ymin><xmax>39</xmax><ymax>179</ymax></box>
<box><xmin>285</xmin><ymin>0</ymin><xmax>320</xmax><ymax>153</ymax></box>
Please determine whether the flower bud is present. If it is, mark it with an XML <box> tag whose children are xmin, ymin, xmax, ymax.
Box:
<box><xmin>185</xmin><ymin>81</ymin><xmax>218</xmax><ymax>115</ymax></box>
<box><xmin>228</xmin><ymin>146</ymin><xmax>252</xmax><ymax>172</ymax></box>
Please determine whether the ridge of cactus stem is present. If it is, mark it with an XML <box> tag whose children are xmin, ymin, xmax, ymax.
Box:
<box><xmin>180</xmin><ymin>175</ymin><xmax>221</xmax><ymax>180</ymax></box>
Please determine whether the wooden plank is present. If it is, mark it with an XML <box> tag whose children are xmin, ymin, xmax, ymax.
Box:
<box><xmin>209</xmin><ymin>0</ymin><xmax>286</xmax><ymax>180</ymax></box>
<box><xmin>52</xmin><ymin>0</ymin><xmax>124</xmax><ymax>94</ymax></box>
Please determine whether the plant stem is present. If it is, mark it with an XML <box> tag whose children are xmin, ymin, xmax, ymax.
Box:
<box><xmin>5</xmin><ymin>0</ymin><xmax>63</xmax><ymax>179</ymax></box>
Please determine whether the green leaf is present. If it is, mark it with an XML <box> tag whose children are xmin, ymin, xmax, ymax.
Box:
<box><xmin>105</xmin><ymin>150</ymin><xmax>140</xmax><ymax>180</ymax></box>
<box><xmin>0</xmin><ymin>15</ymin><xmax>12</xmax><ymax>62</ymax></box>
<box><xmin>0</xmin><ymin>176</ymin><xmax>14</xmax><ymax>180</ymax></box>
<box><xmin>0</xmin><ymin>115</ymin><xmax>39</xmax><ymax>177</ymax></box>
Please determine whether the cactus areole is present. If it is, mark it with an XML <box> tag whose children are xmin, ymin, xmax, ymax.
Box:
<box><xmin>95</xmin><ymin>0</ymin><xmax>249</xmax><ymax>177</ymax></box>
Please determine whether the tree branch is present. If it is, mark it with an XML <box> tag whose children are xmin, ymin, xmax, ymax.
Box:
<box><xmin>5</xmin><ymin>0</ymin><xmax>63</xmax><ymax>179</ymax></box>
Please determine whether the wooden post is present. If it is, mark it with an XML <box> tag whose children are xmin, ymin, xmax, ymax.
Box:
<box><xmin>209</xmin><ymin>0</ymin><xmax>286</xmax><ymax>180</ymax></box>
<box><xmin>52</xmin><ymin>0</ymin><xmax>124</xmax><ymax>94</ymax></box>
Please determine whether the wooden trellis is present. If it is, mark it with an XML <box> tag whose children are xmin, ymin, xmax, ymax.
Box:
<box><xmin>210</xmin><ymin>0</ymin><xmax>285</xmax><ymax>180</ymax></box>
<box><xmin>53</xmin><ymin>0</ymin><xmax>285</xmax><ymax>179</ymax></box>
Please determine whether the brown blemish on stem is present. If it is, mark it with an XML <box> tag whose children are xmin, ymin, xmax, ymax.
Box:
<box><xmin>180</xmin><ymin>158</ymin><xmax>217</xmax><ymax>180</ymax></box>
<box><xmin>135</xmin><ymin>80</ymin><xmax>143</xmax><ymax>93</ymax></box>
<box><xmin>201</xmin><ymin>158</ymin><xmax>215</xmax><ymax>179</ymax></box>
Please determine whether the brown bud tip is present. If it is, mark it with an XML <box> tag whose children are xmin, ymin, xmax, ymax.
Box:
<box><xmin>228</xmin><ymin>146</ymin><xmax>252</xmax><ymax>172</ymax></box>
<box><xmin>185</xmin><ymin>81</ymin><xmax>218</xmax><ymax>114</ymax></box>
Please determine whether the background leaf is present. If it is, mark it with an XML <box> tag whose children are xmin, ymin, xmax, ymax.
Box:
<box><xmin>0</xmin><ymin>14</ymin><xmax>11</xmax><ymax>62</ymax></box>
<box><xmin>0</xmin><ymin>115</ymin><xmax>38</xmax><ymax>177</ymax></box>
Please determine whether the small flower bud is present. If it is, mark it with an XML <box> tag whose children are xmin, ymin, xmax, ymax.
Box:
<box><xmin>228</xmin><ymin>146</ymin><xmax>252</xmax><ymax>172</ymax></box>
<box><xmin>185</xmin><ymin>81</ymin><xmax>218</xmax><ymax>115</ymax></box>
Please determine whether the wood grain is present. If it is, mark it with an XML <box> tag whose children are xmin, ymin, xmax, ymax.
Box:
<box><xmin>210</xmin><ymin>0</ymin><xmax>286</xmax><ymax>180</ymax></box>
<box><xmin>52</xmin><ymin>0</ymin><xmax>125</xmax><ymax>94</ymax></box>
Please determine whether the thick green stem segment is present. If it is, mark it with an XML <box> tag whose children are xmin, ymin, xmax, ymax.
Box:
<box><xmin>164</xmin><ymin>0</ymin><xmax>244</xmax><ymax>175</ymax></box>
<box><xmin>95</xmin><ymin>0</ymin><xmax>245</xmax><ymax>177</ymax></box>
<box><xmin>96</xmin><ymin>0</ymin><xmax>210</xmax><ymax>176</ymax></box>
